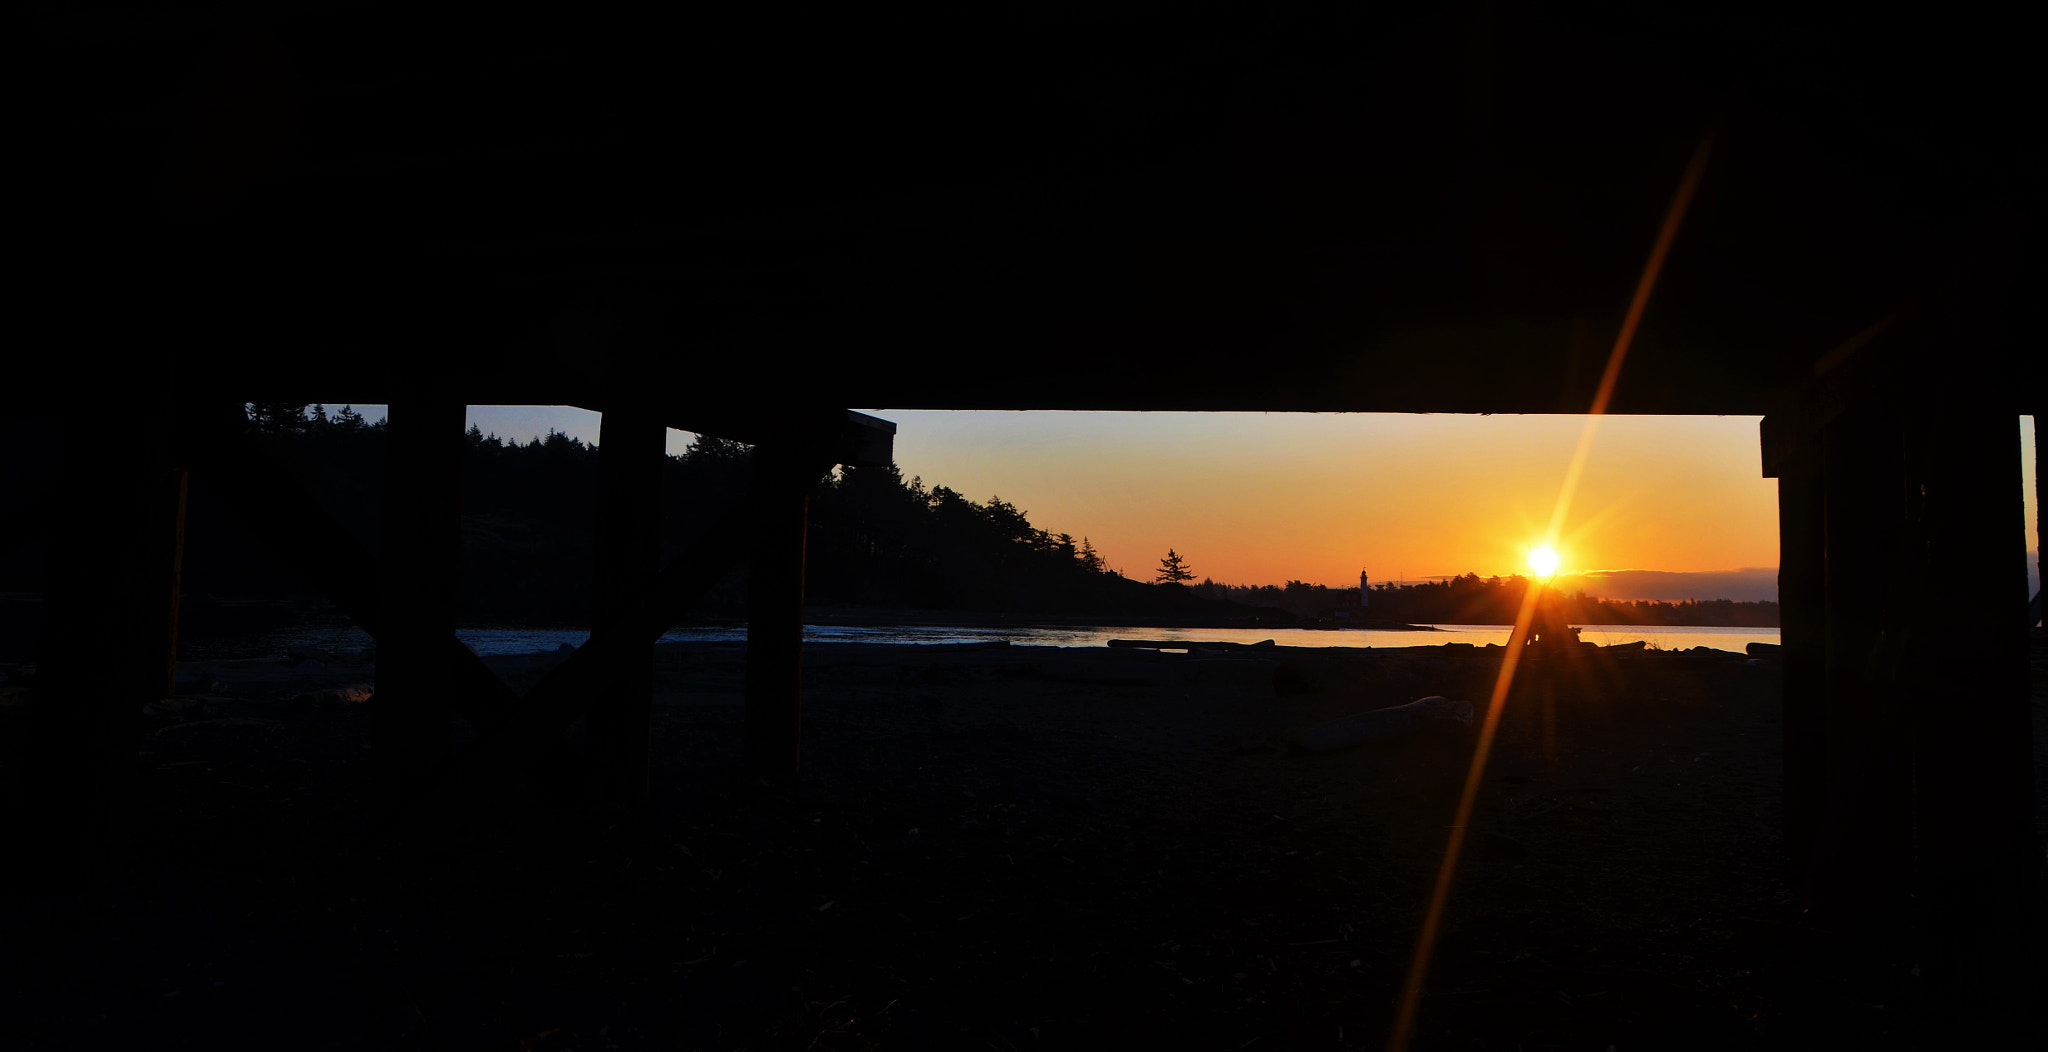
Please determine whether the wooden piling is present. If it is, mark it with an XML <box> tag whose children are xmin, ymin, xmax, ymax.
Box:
<box><xmin>146</xmin><ymin>470</ymin><xmax>189</xmax><ymax>702</ymax></box>
<box><xmin>1813</xmin><ymin>403</ymin><xmax>1914</xmax><ymax>929</ymax></box>
<box><xmin>22</xmin><ymin>397</ymin><xmax>175</xmax><ymax>888</ymax></box>
<box><xmin>181</xmin><ymin>418</ymin><xmax>519</xmax><ymax>729</ymax></box>
<box><xmin>379</xmin><ymin>442</ymin><xmax>838</xmax><ymax>837</ymax></box>
<box><xmin>1901</xmin><ymin>405</ymin><xmax>2039</xmax><ymax>1031</ymax></box>
<box><xmin>1771</xmin><ymin>433</ymin><xmax>1827</xmax><ymax>897</ymax></box>
<box><xmin>744</xmin><ymin>445</ymin><xmax>814</xmax><ymax>785</ymax></box>
<box><xmin>373</xmin><ymin>395</ymin><xmax>467</xmax><ymax>806</ymax></box>
<box><xmin>586</xmin><ymin>405</ymin><xmax>666</xmax><ymax>809</ymax></box>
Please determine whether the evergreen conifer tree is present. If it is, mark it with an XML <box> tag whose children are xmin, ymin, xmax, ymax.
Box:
<box><xmin>1156</xmin><ymin>548</ymin><xmax>1194</xmax><ymax>584</ymax></box>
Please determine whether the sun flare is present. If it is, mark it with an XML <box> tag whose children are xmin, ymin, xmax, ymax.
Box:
<box><xmin>1527</xmin><ymin>545</ymin><xmax>1560</xmax><ymax>578</ymax></box>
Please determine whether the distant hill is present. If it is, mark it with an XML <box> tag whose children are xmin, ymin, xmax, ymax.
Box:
<box><xmin>1550</xmin><ymin>568</ymin><xmax>1779</xmax><ymax>604</ymax></box>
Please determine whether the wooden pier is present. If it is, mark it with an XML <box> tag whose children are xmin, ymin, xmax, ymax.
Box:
<box><xmin>8</xmin><ymin>6</ymin><xmax>2039</xmax><ymax>1041</ymax></box>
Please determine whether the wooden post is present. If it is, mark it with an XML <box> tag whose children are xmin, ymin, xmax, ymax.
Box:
<box><xmin>1812</xmin><ymin>403</ymin><xmax>1914</xmax><ymax>930</ymax></box>
<box><xmin>21</xmin><ymin>396</ymin><xmax>175</xmax><ymax>889</ymax></box>
<box><xmin>180</xmin><ymin>418</ymin><xmax>522</xmax><ymax>730</ymax></box>
<box><xmin>379</xmin><ymin>449</ymin><xmax>835</xmax><ymax>838</ymax></box>
<box><xmin>147</xmin><ymin>470</ymin><xmax>189</xmax><ymax>701</ymax></box>
<box><xmin>585</xmin><ymin>405</ymin><xmax>665</xmax><ymax>809</ymax></box>
<box><xmin>373</xmin><ymin>395</ymin><xmax>467</xmax><ymax>807</ymax></box>
<box><xmin>1901</xmin><ymin>405</ymin><xmax>2039</xmax><ymax>1032</ymax></box>
<box><xmin>1771</xmin><ymin>432</ymin><xmax>1827</xmax><ymax>899</ymax></box>
<box><xmin>745</xmin><ymin>445</ymin><xmax>813</xmax><ymax>785</ymax></box>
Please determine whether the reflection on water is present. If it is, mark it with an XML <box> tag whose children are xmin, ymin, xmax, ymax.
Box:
<box><xmin>263</xmin><ymin>621</ymin><xmax>1780</xmax><ymax>657</ymax></box>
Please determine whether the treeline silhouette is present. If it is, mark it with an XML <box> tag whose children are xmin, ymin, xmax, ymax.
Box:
<box><xmin>127</xmin><ymin>405</ymin><xmax>1280</xmax><ymax>627</ymax></box>
<box><xmin>1195</xmin><ymin>574</ymin><xmax>1779</xmax><ymax>627</ymax></box>
<box><xmin>0</xmin><ymin>406</ymin><xmax>1777</xmax><ymax>645</ymax></box>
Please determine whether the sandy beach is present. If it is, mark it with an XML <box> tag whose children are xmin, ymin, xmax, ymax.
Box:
<box><xmin>4</xmin><ymin>636</ymin><xmax>2043</xmax><ymax>1050</ymax></box>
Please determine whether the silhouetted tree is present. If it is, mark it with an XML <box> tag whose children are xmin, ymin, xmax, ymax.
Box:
<box><xmin>98</xmin><ymin>409</ymin><xmax>1311</xmax><ymax>624</ymax></box>
<box><xmin>1156</xmin><ymin>548</ymin><xmax>1195</xmax><ymax>584</ymax></box>
<box><xmin>247</xmin><ymin>402</ymin><xmax>312</xmax><ymax>434</ymax></box>
<box><xmin>685</xmin><ymin>434</ymin><xmax>751</xmax><ymax>461</ymax></box>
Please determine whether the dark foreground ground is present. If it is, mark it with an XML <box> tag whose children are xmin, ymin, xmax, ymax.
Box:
<box><xmin>4</xmin><ymin>635</ymin><xmax>2045</xmax><ymax>1050</ymax></box>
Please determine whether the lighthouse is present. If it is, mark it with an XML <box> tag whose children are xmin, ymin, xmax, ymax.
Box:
<box><xmin>1359</xmin><ymin>568</ymin><xmax>1370</xmax><ymax>609</ymax></box>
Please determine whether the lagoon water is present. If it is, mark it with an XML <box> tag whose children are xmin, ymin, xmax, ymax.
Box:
<box><xmin>263</xmin><ymin>621</ymin><xmax>1780</xmax><ymax>658</ymax></box>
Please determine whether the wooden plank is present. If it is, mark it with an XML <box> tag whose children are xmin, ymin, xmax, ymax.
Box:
<box><xmin>381</xmin><ymin>440</ymin><xmax>839</xmax><ymax>837</ymax></box>
<box><xmin>573</xmin><ymin>399</ymin><xmax>896</xmax><ymax>468</ymax></box>
<box><xmin>744</xmin><ymin>444</ymin><xmax>813</xmax><ymax>785</ymax></box>
<box><xmin>1773</xmin><ymin>437</ymin><xmax>1826</xmax><ymax>898</ymax></box>
<box><xmin>584</xmin><ymin>405</ymin><xmax>666</xmax><ymax>808</ymax></box>
<box><xmin>1900</xmin><ymin>406</ymin><xmax>2038</xmax><ymax>1033</ymax></box>
<box><xmin>651</xmin><ymin>406</ymin><xmax>891</xmax><ymax>467</ymax></box>
<box><xmin>373</xmin><ymin>395</ymin><xmax>468</xmax><ymax>804</ymax></box>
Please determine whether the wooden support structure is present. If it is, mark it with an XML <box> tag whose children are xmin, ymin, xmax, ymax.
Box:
<box><xmin>1899</xmin><ymin>403</ymin><xmax>2036</xmax><ymax>1031</ymax></box>
<box><xmin>1812</xmin><ymin>402</ymin><xmax>1915</xmax><ymax>927</ymax></box>
<box><xmin>744</xmin><ymin>443</ymin><xmax>822</xmax><ymax>785</ymax></box>
<box><xmin>1771</xmin><ymin>431</ymin><xmax>1826</xmax><ymax>893</ymax></box>
<box><xmin>146</xmin><ymin>470</ymin><xmax>190</xmax><ymax>702</ymax></box>
<box><xmin>1762</xmin><ymin>332</ymin><xmax>2042</xmax><ymax>1034</ymax></box>
<box><xmin>20</xmin><ymin>392</ymin><xmax>180</xmax><ymax>889</ymax></box>
<box><xmin>381</xmin><ymin>438</ymin><xmax>843</xmax><ymax>837</ymax></box>
<box><xmin>152</xmin><ymin>396</ymin><xmax>888</xmax><ymax>840</ymax></box>
<box><xmin>178</xmin><ymin>412</ymin><xmax>520</xmax><ymax>728</ymax></box>
<box><xmin>586</xmin><ymin>405</ymin><xmax>667</xmax><ymax>809</ymax></box>
<box><xmin>373</xmin><ymin>394</ymin><xmax>468</xmax><ymax>806</ymax></box>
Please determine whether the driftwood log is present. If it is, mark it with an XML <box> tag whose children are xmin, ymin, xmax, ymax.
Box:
<box><xmin>1293</xmin><ymin>696</ymin><xmax>1475</xmax><ymax>754</ymax></box>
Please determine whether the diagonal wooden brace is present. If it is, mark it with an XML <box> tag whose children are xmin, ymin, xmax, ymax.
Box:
<box><xmin>178</xmin><ymin>416</ymin><xmax>520</xmax><ymax>728</ymax></box>
<box><xmin>380</xmin><ymin>437</ymin><xmax>840</xmax><ymax>838</ymax></box>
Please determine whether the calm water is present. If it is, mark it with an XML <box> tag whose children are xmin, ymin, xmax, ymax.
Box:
<box><xmin>264</xmin><ymin>621</ymin><xmax>1779</xmax><ymax>657</ymax></box>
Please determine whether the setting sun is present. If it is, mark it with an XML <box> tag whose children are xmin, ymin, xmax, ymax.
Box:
<box><xmin>1528</xmin><ymin>545</ymin><xmax>1560</xmax><ymax>578</ymax></box>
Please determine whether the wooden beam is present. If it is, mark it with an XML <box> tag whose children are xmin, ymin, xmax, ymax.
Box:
<box><xmin>547</xmin><ymin>290</ymin><xmax>893</xmax><ymax>465</ymax></box>
<box><xmin>1761</xmin><ymin>303</ymin><xmax>1923</xmax><ymax>479</ymax></box>
<box><xmin>585</xmin><ymin>405</ymin><xmax>666</xmax><ymax>809</ymax></box>
<box><xmin>634</xmin><ymin>404</ymin><xmax>895</xmax><ymax>468</ymax></box>
<box><xmin>1900</xmin><ymin>406</ymin><xmax>2039</xmax><ymax>1033</ymax></box>
<box><xmin>380</xmin><ymin>438</ymin><xmax>839</xmax><ymax>838</ymax></box>
<box><xmin>744</xmin><ymin>443</ymin><xmax>815</xmax><ymax>784</ymax></box>
<box><xmin>373</xmin><ymin>395</ymin><xmax>468</xmax><ymax>804</ymax></box>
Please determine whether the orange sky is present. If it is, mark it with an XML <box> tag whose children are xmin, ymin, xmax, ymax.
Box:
<box><xmin>361</xmin><ymin>406</ymin><xmax>2038</xmax><ymax>600</ymax></box>
<box><xmin>872</xmin><ymin>411</ymin><xmax>1789</xmax><ymax>588</ymax></box>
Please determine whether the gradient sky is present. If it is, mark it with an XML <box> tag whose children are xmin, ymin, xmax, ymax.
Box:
<box><xmin>874</xmin><ymin>411</ymin><xmax>1785</xmax><ymax>587</ymax></box>
<box><xmin>341</xmin><ymin>405</ymin><xmax>2040</xmax><ymax>599</ymax></box>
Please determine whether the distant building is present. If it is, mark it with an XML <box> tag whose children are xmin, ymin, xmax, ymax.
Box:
<box><xmin>1359</xmin><ymin>569</ymin><xmax>1370</xmax><ymax>609</ymax></box>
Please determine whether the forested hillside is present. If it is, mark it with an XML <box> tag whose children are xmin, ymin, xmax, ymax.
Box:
<box><xmin>136</xmin><ymin>405</ymin><xmax>1273</xmax><ymax>626</ymax></box>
